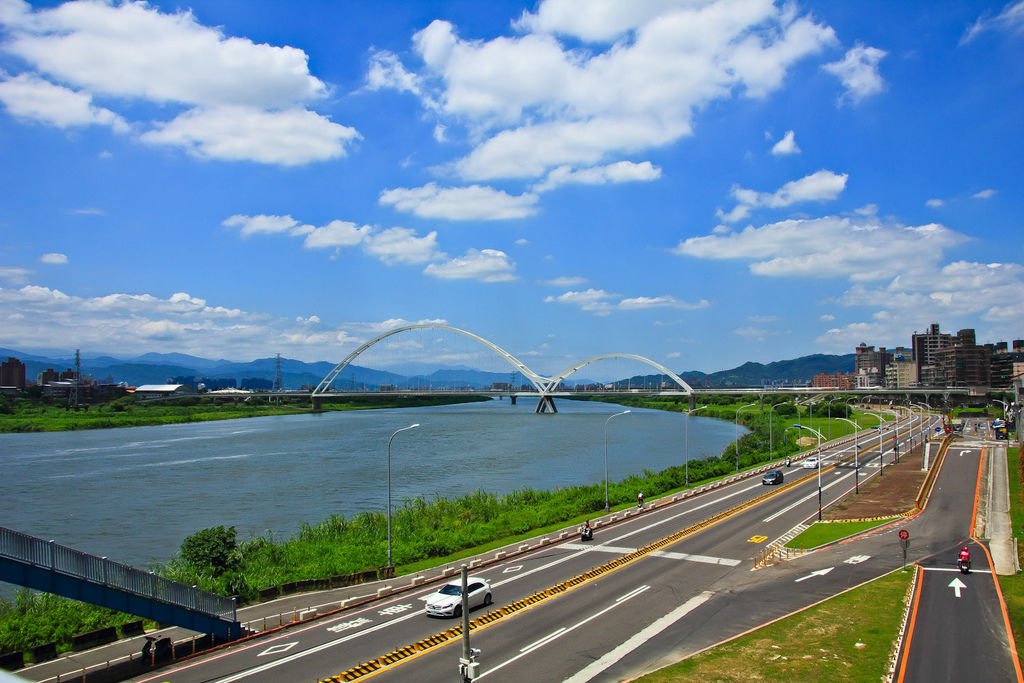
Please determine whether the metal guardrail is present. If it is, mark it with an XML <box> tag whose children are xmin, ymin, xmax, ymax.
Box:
<box><xmin>0</xmin><ymin>526</ymin><xmax>235</xmax><ymax>620</ymax></box>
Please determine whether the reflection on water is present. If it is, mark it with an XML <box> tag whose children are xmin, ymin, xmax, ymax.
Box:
<box><xmin>0</xmin><ymin>399</ymin><xmax>739</xmax><ymax>570</ymax></box>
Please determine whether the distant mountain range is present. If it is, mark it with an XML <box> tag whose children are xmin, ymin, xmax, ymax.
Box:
<box><xmin>0</xmin><ymin>347</ymin><xmax>854</xmax><ymax>390</ymax></box>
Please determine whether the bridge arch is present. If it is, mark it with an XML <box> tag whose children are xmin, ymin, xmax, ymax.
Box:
<box><xmin>312</xmin><ymin>323</ymin><xmax>549</xmax><ymax>396</ymax></box>
<box><xmin>546</xmin><ymin>353</ymin><xmax>694</xmax><ymax>395</ymax></box>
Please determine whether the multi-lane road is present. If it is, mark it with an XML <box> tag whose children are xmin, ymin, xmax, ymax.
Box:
<box><xmin>121</xmin><ymin>415</ymin><xmax>1015</xmax><ymax>683</ymax></box>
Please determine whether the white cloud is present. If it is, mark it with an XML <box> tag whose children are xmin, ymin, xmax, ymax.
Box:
<box><xmin>540</xmin><ymin>276</ymin><xmax>589</xmax><ymax>287</ymax></box>
<box><xmin>423</xmin><ymin>248</ymin><xmax>517</xmax><ymax>282</ymax></box>
<box><xmin>925</xmin><ymin>198</ymin><xmax>945</xmax><ymax>208</ymax></box>
<box><xmin>770</xmin><ymin>130</ymin><xmax>800</xmax><ymax>156</ymax></box>
<box><xmin>140</xmin><ymin>106</ymin><xmax>360</xmax><ymax>166</ymax></box>
<box><xmin>822</xmin><ymin>45</ymin><xmax>887</xmax><ymax>104</ymax></box>
<box><xmin>533</xmin><ymin>160</ymin><xmax>661</xmax><ymax>192</ymax></box>
<box><xmin>0</xmin><ymin>72</ymin><xmax>129</xmax><ymax>131</ymax></box>
<box><xmin>717</xmin><ymin>169</ymin><xmax>847</xmax><ymax>222</ymax></box>
<box><xmin>365</xmin><ymin>50</ymin><xmax>422</xmax><ymax>96</ymax></box>
<box><xmin>961</xmin><ymin>1</ymin><xmax>1024</xmax><ymax>44</ymax></box>
<box><xmin>39</xmin><ymin>253</ymin><xmax>68</xmax><ymax>265</ymax></box>
<box><xmin>544</xmin><ymin>288</ymin><xmax>708</xmax><ymax>316</ymax></box>
<box><xmin>0</xmin><ymin>283</ymin><xmax>447</xmax><ymax>362</ymax></box>
<box><xmin>222</xmin><ymin>214</ymin><xmax>304</xmax><ymax>237</ymax></box>
<box><xmin>973</xmin><ymin>188</ymin><xmax>997</xmax><ymax>199</ymax></box>
<box><xmin>379</xmin><ymin>183</ymin><xmax>538</xmax><ymax>220</ymax></box>
<box><xmin>380</xmin><ymin>1</ymin><xmax>836</xmax><ymax>181</ymax></box>
<box><xmin>302</xmin><ymin>220</ymin><xmax>372</xmax><ymax>250</ymax></box>
<box><xmin>674</xmin><ymin>215</ymin><xmax>965</xmax><ymax>282</ymax></box>
<box><xmin>0</xmin><ymin>266</ymin><xmax>32</xmax><ymax>284</ymax></box>
<box><xmin>0</xmin><ymin>1</ymin><xmax>356</xmax><ymax>166</ymax></box>
<box><xmin>363</xmin><ymin>228</ymin><xmax>443</xmax><ymax>265</ymax></box>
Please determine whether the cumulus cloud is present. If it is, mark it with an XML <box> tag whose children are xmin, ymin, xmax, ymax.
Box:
<box><xmin>973</xmin><ymin>188</ymin><xmax>997</xmax><ymax>199</ymax></box>
<box><xmin>544</xmin><ymin>288</ymin><xmax>708</xmax><ymax>316</ymax></box>
<box><xmin>222</xmin><ymin>214</ymin><xmax>305</xmax><ymax>237</ymax></box>
<box><xmin>423</xmin><ymin>248</ymin><xmax>517</xmax><ymax>282</ymax></box>
<box><xmin>533</xmin><ymin>160</ymin><xmax>661</xmax><ymax>192</ymax></box>
<box><xmin>363</xmin><ymin>228</ymin><xmax>443</xmax><ymax>265</ymax></box>
<box><xmin>375</xmin><ymin>1</ymin><xmax>836</xmax><ymax>181</ymax></box>
<box><xmin>0</xmin><ymin>72</ymin><xmax>129</xmax><ymax>131</ymax></box>
<box><xmin>822</xmin><ymin>45</ymin><xmax>887</xmax><ymax>104</ymax></box>
<box><xmin>717</xmin><ymin>169</ymin><xmax>847</xmax><ymax>222</ymax></box>
<box><xmin>0</xmin><ymin>266</ymin><xmax>32</xmax><ymax>284</ymax></box>
<box><xmin>379</xmin><ymin>183</ymin><xmax>538</xmax><ymax>220</ymax></box>
<box><xmin>770</xmin><ymin>130</ymin><xmax>800</xmax><ymax>156</ymax></box>
<box><xmin>39</xmin><ymin>253</ymin><xmax>68</xmax><ymax>265</ymax></box>
<box><xmin>0</xmin><ymin>1</ymin><xmax>357</xmax><ymax>165</ymax></box>
<box><xmin>0</xmin><ymin>283</ymin><xmax>457</xmax><ymax>362</ymax></box>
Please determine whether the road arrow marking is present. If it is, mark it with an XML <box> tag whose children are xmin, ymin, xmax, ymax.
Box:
<box><xmin>959</xmin><ymin>450</ymin><xmax>970</xmax><ymax>457</ymax></box>
<box><xmin>795</xmin><ymin>567</ymin><xmax>834</xmax><ymax>582</ymax></box>
<box><xmin>949</xmin><ymin>577</ymin><xmax>967</xmax><ymax>598</ymax></box>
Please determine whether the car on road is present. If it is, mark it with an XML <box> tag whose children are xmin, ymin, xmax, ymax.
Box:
<box><xmin>424</xmin><ymin>577</ymin><xmax>492</xmax><ymax>618</ymax></box>
<box><xmin>801</xmin><ymin>457</ymin><xmax>819</xmax><ymax>469</ymax></box>
<box><xmin>762</xmin><ymin>469</ymin><xmax>784</xmax><ymax>485</ymax></box>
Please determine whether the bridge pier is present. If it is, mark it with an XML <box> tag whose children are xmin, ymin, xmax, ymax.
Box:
<box><xmin>510</xmin><ymin>395</ymin><xmax>517</xmax><ymax>405</ymax></box>
<box><xmin>535</xmin><ymin>395</ymin><xmax>558</xmax><ymax>414</ymax></box>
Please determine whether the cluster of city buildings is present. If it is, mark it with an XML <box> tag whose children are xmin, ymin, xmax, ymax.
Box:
<box><xmin>812</xmin><ymin>323</ymin><xmax>1024</xmax><ymax>391</ymax></box>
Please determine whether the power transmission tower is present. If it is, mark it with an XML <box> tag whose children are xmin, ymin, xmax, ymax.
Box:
<box><xmin>273</xmin><ymin>353</ymin><xmax>283</xmax><ymax>392</ymax></box>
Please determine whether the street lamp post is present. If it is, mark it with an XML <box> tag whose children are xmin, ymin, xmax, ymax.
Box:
<box><xmin>737</xmin><ymin>403</ymin><xmax>761</xmax><ymax>473</ymax></box>
<box><xmin>794</xmin><ymin>423</ymin><xmax>825</xmax><ymax>521</ymax></box>
<box><xmin>863</xmin><ymin>410</ymin><xmax>885</xmax><ymax>477</ymax></box>
<box><xmin>386</xmin><ymin>423</ymin><xmax>419</xmax><ymax>570</ymax></box>
<box><xmin>836</xmin><ymin>416</ymin><xmax>860</xmax><ymax>494</ymax></box>
<box><xmin>684</xmin><ymin>405</ymin><xmax>708</xmax><ymax>487</ymax></box>
<box><xmin>916</xmin><ymin>402</ymin><xmax>931</xmax><ymax>445</ymax></box>
<box><xmin>769</xmin><ymin>401</ymin><xmax>789</xmax><ymax>462</ymax></box>
<box><xmin>604</xmin><ymin>410</ymin><xmax>631</xmax><ymax>512</ymax></box>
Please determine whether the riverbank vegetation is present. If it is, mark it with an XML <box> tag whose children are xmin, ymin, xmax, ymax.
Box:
<box><xmin>0</xmin><ymin>395</ymin><xmax>885</xmax><ymax>658</ymax></box>
<box><xmin>0</xmin><ymin>393</ymin><xmax>487</xmax><ymax>433</ymax></box>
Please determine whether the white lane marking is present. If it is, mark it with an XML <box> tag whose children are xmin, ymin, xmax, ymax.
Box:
<box><xmin>479</xmin><ymin>586</ymin><xmax>652</xmax><ymax>679</ymax></box>
<box><xmin>845</xmin><ymin>555</ymin><xmax>871</xmax><ymax>565</ymax></box>
<box><xmin>761</xmin><ymin>469</ymin><xmax>857</xmax><ymax>523</ymax></box>
<box><xmin>561</xmin><ymin>543</ymin><xmax>741</xmax><ymax>566</ymax></box>
<box><xmin>258</xmin><ymin>642</ymin><xmax>297</xmax><ymax>657</ymax></box>
<box><xmin>562</xmin><ymin>591</ymin><xmax>713</xmax><ymax>683</ymax></box>
<box><xmin>794</xmin><ymin>567</ymin><xmax>834</xmax><ymax>582</ymax></box>
<box><xmin>922</xmin><ymin>567</ymin><xmax>992</xmax><ymax>574</ymax></box>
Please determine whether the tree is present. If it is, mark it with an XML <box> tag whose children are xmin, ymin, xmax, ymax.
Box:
<box><xmin>179</xmin><ymin>526</ymin><xmax>239</xmax><ymax>577</ymax></box>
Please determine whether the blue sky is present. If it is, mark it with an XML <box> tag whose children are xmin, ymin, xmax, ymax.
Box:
<box><xmin>0</xmin><ymin>0</ymin><xmax>1021</xmax><ymax>377</ymax></box>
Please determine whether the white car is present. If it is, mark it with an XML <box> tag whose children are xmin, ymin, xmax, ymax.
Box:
<box><xmin>424</xmin><ymin>577</ymin><xmax>492</xmax><ymax>618</ymax></box>
<box><xmin>801</xmin><ymin>457</ymin><xmax>819</xmax><ymax>469</ymax></box>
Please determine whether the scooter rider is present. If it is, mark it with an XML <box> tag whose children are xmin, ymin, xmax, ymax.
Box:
<box><xmin>580</xmin><ymin>520</ymin><xmax>593</xmax><ymax>541</ymax></box>
<box><xmin>958</xmin><ymin>545</ymin><xmax>971</xmax><ymax>571</ymax></box>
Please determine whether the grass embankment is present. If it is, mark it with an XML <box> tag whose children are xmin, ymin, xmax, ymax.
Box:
<box><xmin>0</xmin><ymin>394</ymin><xmax>487</xmax><ymax>432</ymax></box>
<box><xmin>637</xmin><ymin>568</ymin><xmax>914</xmax><ymax>682</ymax></box>
<box><xmin>788</xmin><ymin>519</ymin><xmax>893</xmax><ymax>550</ymax></box>
<box><xmin>998</xmin><ymin>445</ymin><xmax>1024</xmax><ymax>669</ymax></box>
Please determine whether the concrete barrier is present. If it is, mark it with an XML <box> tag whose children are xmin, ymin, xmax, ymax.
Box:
<box><xmin>495</xmin><ymin>551</ymin><xmax>506</xmax><ymax>560</ymax></box>
<box><xmin>410</xmin><ymin>575</ymin><xmax>425</xmax><ymax>586</ymax></box>
<box><xmin>120</xmin><ymin>620</ymin><xmax>145</xmax><ymax>638</ymax></box>
<box><xmin>299</xmin><ymin>608</ymin><xmax>317</xmax><ymax>621</ymax></box>
<box><xmin>376</xmin><ymin>585</ymin><xmax>392</xmax><ymax>597</ymax></box>
<box><xmin>0</xmin><ymin>651</ymin><xmax>24</xmax><ymax>671</ymax></box>
<box><xmin>518</xmin><ymin>544</ymin><xmax>529</xmax><ymax>552</ymax></box>
<box><xmin>29</xmin><ymin>643</ymin><xmax>55</xmax><ymax>664</ymax></box>
<box><xmin>71</xmin><ymin>626</ymin><xmax>118</xmax><ymax>652</ymax></box>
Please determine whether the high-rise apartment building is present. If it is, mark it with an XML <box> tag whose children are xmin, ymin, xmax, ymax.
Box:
<box><xmin>0</xmin><ymin>356</ymin><xmax>26</xmax><ymax>388</ymax></box>
<box><xmin>912</xmin><ymin>323</ymin><xmax>952</xmax><ymax>387</ymax></box>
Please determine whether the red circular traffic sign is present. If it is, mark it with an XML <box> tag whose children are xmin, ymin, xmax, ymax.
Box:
<box><xmin>898</xmin><ymin>529</ymin><xmax>909</xmax><ymax>540</ymax></box>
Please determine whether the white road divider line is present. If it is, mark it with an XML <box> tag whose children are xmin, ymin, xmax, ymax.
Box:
<box><xmin>561</xmin><ymin>543</ymin><xmax>740</xmax><ymax>566</ymax></box>
<box><xmin>480</xmin><ymin>586</ymin><xmax>651</xmax><ymax>679</ymax></box>
<box><xmin>563</xmin><ymin>591</ymin><xmax>713</xmax><ymax>683</ymax></box>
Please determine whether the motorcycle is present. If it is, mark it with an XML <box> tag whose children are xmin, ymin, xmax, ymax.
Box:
<box><xmin>957</xmin><ymin>557</ymin><xmax>971</xmax><ymax>574</ymax></box>
<box><xmin>141</xmin><ymin>635</ymin><xmax>173</xmax><ymax>664</ymax></box>
<box><xmin>580</xmin><ymin>525</ymin><xmax>593</xmax><ymax>542</ymax></box>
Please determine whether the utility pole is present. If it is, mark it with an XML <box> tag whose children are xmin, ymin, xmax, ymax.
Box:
<box><xmin>72</xmin><ymin>348</ymin><xmax>81</xmax><ymax>409</ymax></box>
<box><xmin>458</xmin><ymin>565</ymin><xmax>480</xmax><ymax>681</ymax></box>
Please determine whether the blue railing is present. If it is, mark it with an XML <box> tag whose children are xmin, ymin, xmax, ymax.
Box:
<box><xmin>0</xmin><ymin>526</ymin><xmax>235</xmax><ymax>620</ymax></box>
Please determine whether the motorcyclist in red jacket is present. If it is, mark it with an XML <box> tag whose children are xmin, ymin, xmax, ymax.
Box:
<box><xmin>958</xmin><ymin>545</ymin><xmax>971</xmax><ymax>570</ymax></box>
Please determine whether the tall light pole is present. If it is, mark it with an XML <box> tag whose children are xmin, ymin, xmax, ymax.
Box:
<box><xmin>386</xmin><ymin>423</ymin><xmax>419</xmax><ymax>570</ymax></box>
<box><xmin>836</xmin><ymin>416</ymin><xmax>861</xmax><ymax>494</ymax></box>
<box><xmin>684</xmin><ymin>405</ymin><xmax>708</xmax><ymax>487</ymax></box>
<box><xmin>769</xmin><ymin>401</ymin><xmax>789</xmax><ymax>462</ymax></box>
<box><xmin>604</xmin><ymin>410</ymin><xmax>631</xmax><ymax>512</ymax></box>
<box><xmin>735</xmin><ymin>402</ymin><xmax>758</xmax><ymax>472</ymax></box>
<box><xmin>916</xmin><ymin>402</ymin><xmax>932</xmax><ymax>444</ymax></box>
<box><xmin>863</xmin><ymin>410</ymin><xmax>885</xmax><ymax>477</ymax></box>
<box><xmin>794</xmin><ymin>423</ymin><xmax>825</xmax><ymax>520</ymax></box>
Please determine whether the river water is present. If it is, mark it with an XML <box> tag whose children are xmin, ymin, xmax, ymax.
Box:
<box><xmin>0</xmin><ymin>399</ymin><xmax>739</xmax><ymax>572</ymax></box>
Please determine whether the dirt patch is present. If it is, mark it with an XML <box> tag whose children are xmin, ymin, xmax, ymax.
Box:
<box><xmin>823</xmin><ymin>440</ymin><xmax>930</xmax><ymax>520</ymax></box>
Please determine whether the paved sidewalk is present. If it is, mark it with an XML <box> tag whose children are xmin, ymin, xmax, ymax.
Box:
<box><xmin>985</xmin><ymin>443</ymin><xmax>1018</xmax><ymax>575</ymax></box>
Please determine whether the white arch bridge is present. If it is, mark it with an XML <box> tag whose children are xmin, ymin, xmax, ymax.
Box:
<box><xmin>311</xmin><ymin>323</ymin><xmax>694</xmax><ymax>413</ymax></box>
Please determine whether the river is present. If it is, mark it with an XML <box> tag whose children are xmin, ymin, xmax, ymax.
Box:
<box><xmin>0</xmin><ymin>398</ymin><xmax>740</xmax><ymax>572</ymax></box>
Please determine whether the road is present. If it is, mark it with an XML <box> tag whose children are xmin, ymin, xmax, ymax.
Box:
<box><xmin>894</xmin><ymin>441</ymin><xmax>1022</xmax><ymax>682</ymax></box>
<box><xmin>121</xmin><ymin>418</ymin><xmax>943</xmax><ymax>683</ymax></box>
